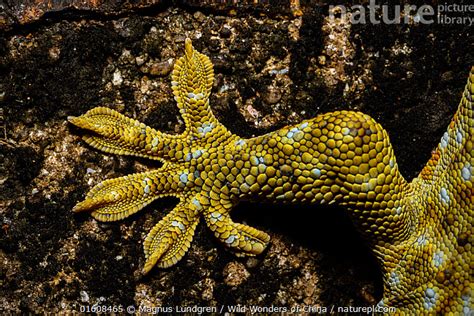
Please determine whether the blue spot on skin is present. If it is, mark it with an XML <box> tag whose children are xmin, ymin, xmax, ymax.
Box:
<box><xmin>192</xmin><ymin>149</ymin><xmax>202</xmax><ymax>159</ymax></box>
<box><xmin>463</xmin><ymin>306</ymin><xmax>471</xmax><ymax>315</ymax></box>
<box><xmin>300</xmin><ymin>122</ymin><xmax>309</xmax><ymax>129</ymax></box>
<box><xmin>197</xmin><ymin>123</ymin><xmax>214</xmax><ymax>136</ymax></box>
<box><xmin>194</xmin><ymin>170</ymin><xmax>200</xmax><ymax>179</ymax></box>
<box><xmin>256</xmin><ymin>157</ymin><xmax>267</xmax><ymax>172</ymax></box>
<box><xmin>456</xmin><ymin>129</ymin><xmax>463</xmax><ymax>144</ymax></box>
<box><xmin>311</xmin><ymin>168</ymin><xmax>321</xmax><ymax>178</ymax></box>
<box><xmin>423</xmin><ymin>287</ymin><xmax>437</xmax><ymax>310</ymax></box>
<box><xmin>426</xmin><ymin>288</ymin><xmax>435</xmax><ymax>298</ymax></box>
<box><xmin>433</xmin><ymin>250</ymin><xmax>444</xmax><ymax>267</ymax></box>
<box><xmin>286</xmin><ymin>127</ymin><xmax>300</xmax><ymax>139</ymax></box>
<box><xmin>205</xmin><ymin>123</ymin><xmax>214</xmax><ymax>132</ymax></box>
<box><xmin>179</xmin><ymin>173</ymin><xmax>188</xmax><ymax>184</ymax></box>
<box><xmin>171</xmin><ymin>220</ymin><xmax>185</xmax><ymax>231</ymax></box>
<box><xmin>389</xmin><ymin>159</ymin><xmax>395</xmax><ymax>168</ymax></box>
<box><xmin>461</xmin><ymin>164</ymin><xmax>472</xmax><ymax>181</ymax></box>
<box><xmin>209</xmin><ymin>212</ymin><xmax>223</xmax><ymax>224</ymax></box>
<box><xmin>211</xmin><ymin>212</ymin><xmax>222</xmax><ymax>220</ymax></box>
<box><xmin>416</xmin><ymin>234</ymin><xmax>428</xmax><ymax>246</ymax></box>
<box><xmin>185</xmin><ymin>153</ymin><xmax>192</xmax><ymax>161</ymax></box>
<box><xmin>225</xmin><ymin>235</ymin><xmax>237</xmax><ymax>244</ymax></box>
<box><xmin>144</xmin><ymin>185</ymin><xmax>150</xmax><ymax>195</ymax></box>
<box><xmin>440</xmin><ymin>132</ymin><xmax>449</xmax><ymax>148</ymax></box>
<box><xmin>192</xmin><ymin>198</ymin><xmax>202</xmax><ymax>210</ymax></box>
<box><xmin>235</xmin><ymin>139</ymin><xmax>246</xmax><ymax>146</ymax></box>
<box><xmin>462</xmin><ymin>293</ymin><xmax>472</xmax><ymax>315</ymax></box>
<box><xmin>195</xmin><ymin>93</ymin><xmax>205</xmax><ymax>100</ymax></box>
<box><xmin>250</xmin><ymin>156</ymin><xmax>259</xmax><ymax>166</ymax></box>
<box><xmin>388</xmin><ymin>272</ymin><xmax>400</xmax><ymax>287</ymax></box>
<box><xmin>440</xmin><ymin>187</ymin><xmax>450</xmax><ymax>205</ymax></box>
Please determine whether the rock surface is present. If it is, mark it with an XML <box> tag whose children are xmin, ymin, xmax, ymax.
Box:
<box><xmin>1</xmin><ymin>2</ymin><xmax>472</xmax><ymax>313</ymax></box>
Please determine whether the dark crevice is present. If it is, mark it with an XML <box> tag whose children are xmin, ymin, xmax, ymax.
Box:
<box><xmin>2</xmin><ymin>0</ymin><xmax>293</xmax><ymax>36</ymax></box>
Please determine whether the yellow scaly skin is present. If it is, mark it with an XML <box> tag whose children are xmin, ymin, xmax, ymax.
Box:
<box><xmin>68</xmin><ymin>39</ymin><xmax>473</xmax><ymax>314</ymax></box>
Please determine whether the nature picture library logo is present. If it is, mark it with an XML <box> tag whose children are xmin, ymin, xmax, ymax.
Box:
<box><xmin>329</xmin><ymin>0</ymin><xmax>474</xmax><ymax>26</ymax></box>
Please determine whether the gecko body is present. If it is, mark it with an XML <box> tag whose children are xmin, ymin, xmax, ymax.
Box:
<box><xmin>69</xmin><ymin>39</ymin><xmax>473</xmax><ymax>314</ymax></box>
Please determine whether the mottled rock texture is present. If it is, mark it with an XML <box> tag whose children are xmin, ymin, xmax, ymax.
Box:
<box><xmin>1</xmin><ymin>1</ymin><xmax>472</xmax><ymax>313</ymax></box>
